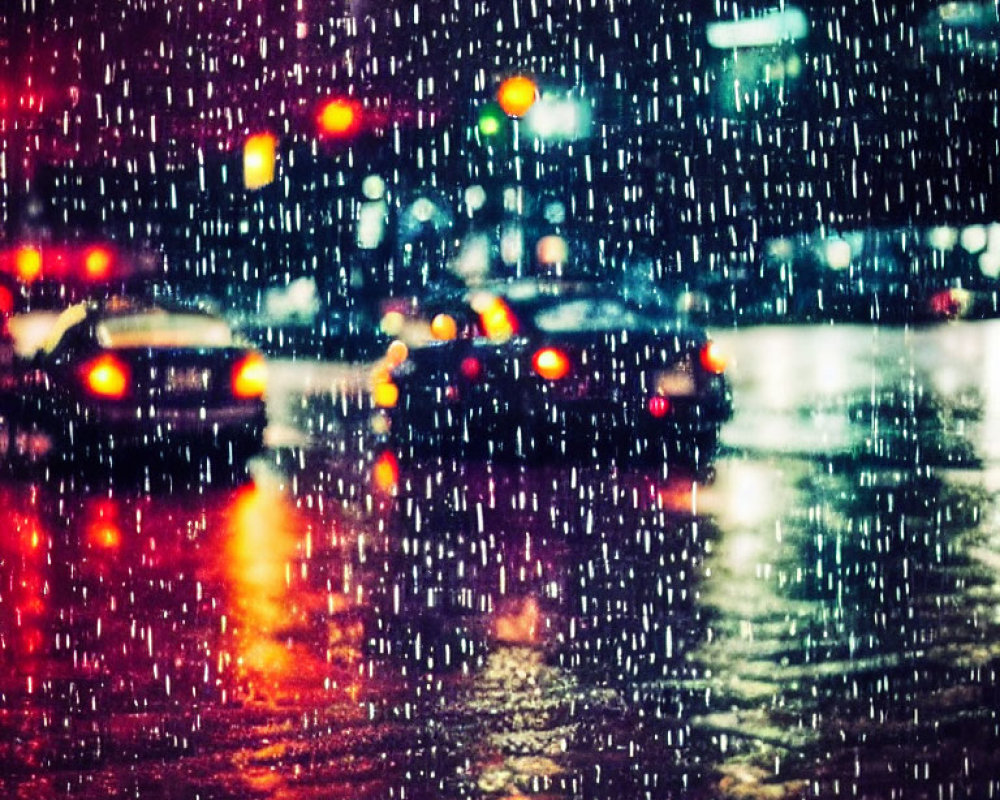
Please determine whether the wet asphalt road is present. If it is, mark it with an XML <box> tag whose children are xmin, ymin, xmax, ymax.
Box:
<box><xmin>3</xmin><ymin>321</ymin><xmax>1000</xmax><ymax>799</ymax></box>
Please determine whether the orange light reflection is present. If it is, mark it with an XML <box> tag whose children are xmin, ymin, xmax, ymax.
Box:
<box><xmin>219</xmin><ymin>477</ymin><xmax>366</xmax><ymax>708</ymax></box>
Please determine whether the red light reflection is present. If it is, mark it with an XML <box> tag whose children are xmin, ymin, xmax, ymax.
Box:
<box><xmin>84</xmin><ymin>497</ymin><xmax>123</xmax><ymax>550</ymax></box>
<box><xmin>0</xmin><ymin>490</ymin><xmax>51</xmax><ymax>668</ymax></box>
<box><xmin>372</xmin><ymin>449</ymin><xmax>399</xmax><ymax>496</ymax></box>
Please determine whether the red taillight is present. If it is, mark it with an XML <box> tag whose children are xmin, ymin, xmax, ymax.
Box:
<box><xmin>478</xmin><ymin>297</ymin><xmax>518</xmax><ymax>341</ymax></box>
<box><xmin>232</xmin><ymin>352</ymin><xmax>267</xmax><ymax>398</ymax></box>
<box><xmin>648</xmin><ymin>395</ymin><xmax>670</xmax><ymax>417</ymax></box>
<box><xmin>82</xmin><ymin>354</ymin><xmax>130</xmax><ymax>399</ymax></box>
<box><xmin>699</xmin><ymin>341</ymin><xmax>727</xmax><ymax>374</ymax></box>
<box><xmin>532</xmin><ymin>347</ymin><xmax>571</xmax><ymax>380</ymax></box>
<box><xmin>459</xmin><ymin>355</ymin><xmax>482</xmax><ymax>381</ymax></box>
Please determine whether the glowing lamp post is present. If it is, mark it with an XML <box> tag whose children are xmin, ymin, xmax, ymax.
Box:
<box><xmin>493</xmin><ymin>76</ymin><xmax>539</xmax><ymax>277</ymax></box>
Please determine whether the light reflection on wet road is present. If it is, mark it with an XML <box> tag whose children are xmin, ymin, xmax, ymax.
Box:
<box><xmin>3</xmin><ymin>323</ymin><xmax>1000</xmax><ymax>798</ymax></box>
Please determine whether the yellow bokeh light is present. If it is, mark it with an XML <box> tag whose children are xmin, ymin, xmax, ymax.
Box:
<box><xmin>372</xmin><ymin>380</ymin><xmax>399</xmax><ymax>408</ymax></box>
<box><xmin>243</xmin><ymin>132</ymin><xmax>277</xmax><ymax>190</ymax></box>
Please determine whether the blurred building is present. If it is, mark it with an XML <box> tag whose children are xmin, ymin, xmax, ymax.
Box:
<box><xmin>2</xmin><ymin>0</ymin><xmax>998</xmax><ymax>329</ymax></box>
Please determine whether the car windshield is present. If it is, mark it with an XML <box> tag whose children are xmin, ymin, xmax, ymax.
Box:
<box><xmin>96</xmin><ymin>312</ymin><xmax>235</xmax><ymax>349</ymax></box>
<box><xmin>530</xmin><ymin>297</ymin><xmax>655</xmax><ymax>333</ymax></box>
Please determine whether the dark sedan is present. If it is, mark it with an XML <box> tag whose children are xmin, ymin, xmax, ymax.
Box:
<box><xmin>0</xmin><ymin>295</ymin><xmax>268</xmax><ymax>472</ymax></box>
<box><xmin>379</xmin><ymin>280</ymin><xmax>733</xmax><ymax>469</ymax></box>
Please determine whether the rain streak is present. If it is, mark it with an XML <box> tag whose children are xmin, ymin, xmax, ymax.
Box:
<box><xmin>1</xmin><ymin>1</ymin><xmax>1000</xmax><ymax>799</ymax></box>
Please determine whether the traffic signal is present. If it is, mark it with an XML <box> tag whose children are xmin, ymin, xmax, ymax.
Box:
<box><xmin>477</xmin><ymin>101</ymin><xmax>506</xmax><ymax>138</ymax></box>
<box><xmin>496</xmin><ymin>75</ymin><xmax>538</xmax><ymax>118</ymax></box>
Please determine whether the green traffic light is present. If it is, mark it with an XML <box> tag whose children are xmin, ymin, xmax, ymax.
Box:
<box><xmin>479</xmin><ymin>115</ymin><xmax>501</xmax><ymax>136</ymax></box>
<box><xmin>477</xmin><ymin>103</ymin><xmax>505</xmax><ymax>137</ymax></box>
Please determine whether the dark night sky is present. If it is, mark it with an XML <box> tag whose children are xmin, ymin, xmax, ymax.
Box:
<box><xmin>2</xmin><ymin>0</ymin><xmax>998</xmax><ymax>287</ymax></box>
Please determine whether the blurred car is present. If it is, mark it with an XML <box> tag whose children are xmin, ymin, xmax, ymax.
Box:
<box><xmin>380</xmin><ymin>279</ymin><xmax>733</xmax><ymax>468</ymax></box>
<box><xmin>0</xmin><ymin>295</ymin><xmax>268</xmax><ymax>470</ymax></box>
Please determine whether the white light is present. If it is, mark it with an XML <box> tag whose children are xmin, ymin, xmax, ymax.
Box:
<box><xmin>357</xmin><ymin>201</ymin><xmax>387</xmax><ymax>249</ymax></box>
<box><xmin>464</xmin><ymin>184</ymin><xmax>487</xmax><ymax>213</ymax></box>
<box><xmin>500</xmin><ymin>227</ymin><xmax>523</xmax><ymax>265</ymax></box>
<box><xmin>961</xmin><ymin>224</ymin><xmax>989</xmax><ymax>253</ymax></box>
<box><xmin>453</xmin><ymin>233</ymin><xmax>491</xmax><ymax>282</ymax></box>
<box><xmin>410</xmin><ymin>197</ymin><xmax>437</xmax><ymax>223</ymax></box>
<box><xmin>980</xmin><ymin>249</ymin><xmax>1000</xmax><ymax>278</ymax></box>
<box><xmin>927</xmin><ymin>225</ymin><xmax>959</xmax><ymax>250</ymax></box>
<box><xmin>767</xmin><ymin>237</ymin><xmax>795</xmax><ymax>260</ymax></box>
<box><xmin>361</xmin><ymin>174</ymin><xmax>386</xmax><ymax>201</ymax></box>
<box><xmin>543</xmin><ymin>200</ymin><xmax>566</xmax><ymax>225</ymax></box>
<box><xmin>7</xmin><ymin>311</ymin><xmax>63</xmax><ymax>358</ymax></box>
<box><xmin>707</xmin><ymin>6</ymin><xmax>809</xmax><ymax>49</ymax></box>
<box><xmin>524</xmin><ymin>96</ymin><xmax>591</xmax><ymax>140</ymax></box>
<box><xmin>824</xmin><ymin>238</ymin><xmax>852</xmax><ymax>270</ymax></box>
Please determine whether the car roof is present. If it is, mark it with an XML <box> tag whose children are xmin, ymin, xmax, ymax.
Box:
<box><xmin>468</xmin><ymin>278</ymin><xmax>610</xmax><ymax>301</ymax></box>
<box><xmin>34</xmin><ymin>296</ymin><xmax>235</xmax><ymax>354</ymax></box>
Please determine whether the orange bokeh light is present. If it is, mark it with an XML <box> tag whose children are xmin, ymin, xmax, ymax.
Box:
<box><xmin>15</xmin><ymin>246</ymin><xmax>42</xmax><ymax>282</ymax></box>
<box><xmin>497</xmin><ymin>75</ymin><xmax>538</xmax><ymax>117</ymax></box>
<box><xmin>430</xmin><ymin>313</ymin><xmax>458</xmax><ymax>341</ymax></box>
<box><xmin>372</xmin><ymin>450</ymin><xmax>399</xmax><ymax>495</ymax></box>
<box><xmin>243</xmin><ymin>132</ymin><xmax>278</xmax><ymax>189</ymax></box>
<box><xmin>532</xmin><ymin>346</ymin><xmax>571</xmax><ymax>380</ymax></box>
<box><xmin>82</xmin><ymin>354</ymin><xmax>130</xmax><ymax>398</ymax></box>
<box><xmin>316</xmin><ymin>97</ymin><xmax>362</xmax><ymax>138</ymax></box>
<box><xmin>84</xmin><ymin>246</ymin><xmax>113</xmax><ymax>280</ymax></box>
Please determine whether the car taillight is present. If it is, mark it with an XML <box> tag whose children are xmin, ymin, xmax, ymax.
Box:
<box><xmin>479</xmin><ymin>297</ymin><xmax>518</xmax><ymax>341</ymax></box>
<box><xmin>648</xmin><ymin>395</ymin><xmax>670</xmax><ymax>417</ymax></box>
<box><xmin>232</xmin><ymin>352</ymin><xmax>267</xmax><ymax>398</ymax></box>
<box><xmin>460</xmin><ymin>355</ymin><xmax>482</xmax><ymax>381</ymax></box>
<box><xmin>15</xmin><ymin>246</ymin><xmax>42</xmax><ymax>282</ymax></box>
<box><xmin>82</xmin><ymin>354</ymin><xmax>130</xmax><ymax>399</ymax></box>
<box><xmin>532</xmin><ymin>347</ymin><xmax>571</xmax><ymax>380</ymax></box>
<box><xmin>699</xmin><ymin>341</ymin><xmax>727</xmax><ymax>374</ymax></box>
<box><xmin>83</xmin><ymin>246</ymin><xmax>114</xmax><ymax>280</ymax></box>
